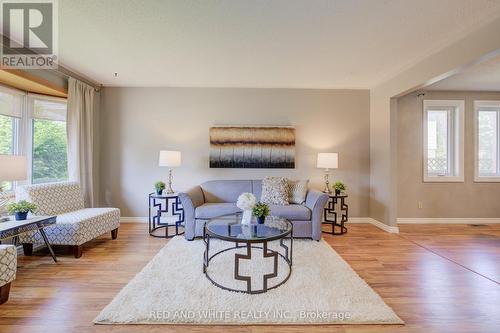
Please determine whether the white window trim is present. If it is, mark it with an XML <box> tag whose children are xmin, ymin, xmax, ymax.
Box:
<box><xmin>474</xmin><ymin>100</ymin><xmax>500</xmax><ymax>182</ymax></box>
<box><xmin>423</xmin><ymin>100</ymin><xmax>464</xmax><ymax>182</ymax></box>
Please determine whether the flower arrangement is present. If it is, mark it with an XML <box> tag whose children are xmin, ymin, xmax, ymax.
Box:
<box><xmin>6</xmin><ymin>200</ymin><xmax>37</xmax><ymax>221</ymax></box>
<box><xmin>237</xmin><ymin>192</ymin><xmax>257</xmax><ymax>225</ymax></box>
<box><xmin>236</xmin><ymin>192</ymin><xmax>257</xmax><ymax>211</ymax></box>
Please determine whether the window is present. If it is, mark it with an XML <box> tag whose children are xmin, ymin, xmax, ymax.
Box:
<box><xmin>423</xmin><ymin>100</ymin><xmax>464</xmax><ymax>182</ymax></box>
<box><xmin>29</xmin><ymin>97</ymin><xmax>68</xmax><ymax>184</ymax></box>
<box><xmin>474</xmin><ymin>100</ymin><xmax>500</xmax><ymax>182</ymax></box>
<box><xmin>0</xmin><ymin>88</ymin><xmax>22</xmax><ymax>190</ymax></box>
<box><xmin>0</xmin><ymin>85</ymin><xmax>68</xmax><ymax>190</ymax></box>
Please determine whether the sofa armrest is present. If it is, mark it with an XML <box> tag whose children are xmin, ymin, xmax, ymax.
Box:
<box><xmin>179</xmin><ymin>186</ymin><xmax>205</xmax><ymax>208</ymax></box>
<box><xmin>178</xmin><ymin>186</ymin><xmax>205</xmax><ymax>240</ymax></box>
<box><xmin>305</xmin><ymin>189</ymin><xmax>329</xmax><ymax>240</ymax></box>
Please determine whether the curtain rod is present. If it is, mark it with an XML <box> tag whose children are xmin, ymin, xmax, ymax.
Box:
<box><xmin>53</xmin><ymin>66</ymin><xmax>102</xmax><ymax>92</ymax></box>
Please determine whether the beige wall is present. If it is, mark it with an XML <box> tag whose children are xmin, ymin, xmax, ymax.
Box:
<box><xmin>369</xmin><ymin>16</ymin><xmax>500</xmax><ymax>226</ymax></box>
<box><xmin>99</xmin><ymin>88</ymin><xmax>370</xmax><ymax>218</ymax></box>
<box><xmin>397</xmin><ymin>90</ymin><xmax>500</xmax><ymax>218</ymax></box>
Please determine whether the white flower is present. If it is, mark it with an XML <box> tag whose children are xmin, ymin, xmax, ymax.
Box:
<box><xmin>236</xmin><ymin>192</ymin><xmax>257</xmax><ymax>211</ymax></box>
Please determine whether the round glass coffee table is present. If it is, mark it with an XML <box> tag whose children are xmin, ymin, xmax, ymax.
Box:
<box><xmin>203</xmin><ymin>215</ymin><xmax>293</xmax><ymax>294</ymax></box>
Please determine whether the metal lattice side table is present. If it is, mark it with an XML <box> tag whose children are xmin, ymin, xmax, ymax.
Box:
<box><xmin>148</xmin><ymin>193</ymin><xmax>184</xmax><ymax>238</ymax></box>
<box><xmin>323</xmin><ymin>194</ymin><xmax>348</xmax><ymax>235</ymax></box>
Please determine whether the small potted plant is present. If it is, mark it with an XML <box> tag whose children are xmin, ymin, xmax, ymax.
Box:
<box><xmin>252</xmin><ymin>202</ymin><xmax>270</xmax><ymax>224</ymax></box>
<box><xmin>6</xmin><ymin>200</ymin><xmax>37</xmax><ymax>221</ymax></box>
<box><xmin>154</xmin><ymin>181</ymin><xmax>166</xmax><ymax>195</ymax></box>
<box><xmin>333</xmin><ymin>181</ymin><xmax>346</xmax><ymax>196</ymax></box>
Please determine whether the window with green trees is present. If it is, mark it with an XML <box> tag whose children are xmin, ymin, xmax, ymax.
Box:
<box><xmin>0</xmin><ymin>85</ymin><xmax>68</xmax><ymax>189</ymax></box>
<box><xmin>31</xmin><ymin>98</ymin><xmax>68</xmax><ymax>184</ymax></box>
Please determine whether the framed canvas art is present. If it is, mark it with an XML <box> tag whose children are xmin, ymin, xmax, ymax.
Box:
<box><xmin>209</xmin><ymin>126</ymin><xmax>295</xmax><ymax>168</ymax></box>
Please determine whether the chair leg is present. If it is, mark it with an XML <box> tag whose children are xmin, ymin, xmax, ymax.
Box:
<box><xmin>73</xmin><ymin>245</ymin><xmax>83</xmax><ymax>258</ymax></box>
<box><xmin>0</xmin><ymin>282</ymin><xmax>11</xmax><ymax>305</ymax></box>
<box><xmin>22</xmin><ymin>243</ymin><xmax>33</xmax><ymax>256</ymax></box>
<box><xmin>111</xmin><ymin>228</ymin><xmax>118</xmax><ymax>240</ymax></box>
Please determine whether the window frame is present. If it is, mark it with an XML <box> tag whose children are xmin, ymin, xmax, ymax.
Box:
<box><xmin>474</xmin><ymin>100</ymin><xmax>500</xmax><ymax>182</ymax></box>
<box><xmin>422</xmin><ymin>99</ymin><xmax>464</xmax><ymax>182</ymax></box>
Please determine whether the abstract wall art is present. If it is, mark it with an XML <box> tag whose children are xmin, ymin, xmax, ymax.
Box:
<box><xmin>209</xmin><ymin>126</ymin><xmax>295</xmax><ymax>168</ymax></box>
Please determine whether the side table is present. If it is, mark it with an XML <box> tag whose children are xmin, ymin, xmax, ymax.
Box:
<box><xmin>148</xmin><ymin>193</ymin><xmax>184</xmax><ymax>238</ymax></box>
<box><xmin>0</xmin><ymin>216</ymin><xmax>58</xmax><ymax>262</ymax></box>
<box><xmin>323</xmin><ymin>194</ymin><xmax>348</xmax><ymax>235</ymax></box>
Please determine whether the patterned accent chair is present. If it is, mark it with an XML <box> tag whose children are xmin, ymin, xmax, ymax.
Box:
<box><xmin>17</xmin><ymin>182</ymin><xmax>120</xmax><ymax>258</ymax></box>
<box><xmin>0</xmin><ymin>245</ymin><xmax>16</xmax><ymax>304</ymax></box>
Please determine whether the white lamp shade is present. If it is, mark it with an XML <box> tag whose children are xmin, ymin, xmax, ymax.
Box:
<box><xmin>158</xmin><ymin>150</ymin><xmax>181</xmax><ymax>167</ymax></box>
<box><xmin>317</xmin><ymin>153</ymin><xmax>338</xmax><ymax>169</ymax></box>
<box><xmin>0</xmin><ymin>155</ymin><xmax>27</xmax><ymax>181</ymax></box>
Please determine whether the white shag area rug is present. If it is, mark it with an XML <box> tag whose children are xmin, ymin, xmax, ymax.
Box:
<box><xmin>94</xmin><ymin>237</ymin><xmax>403</xmax><ymax>325</ymax></box>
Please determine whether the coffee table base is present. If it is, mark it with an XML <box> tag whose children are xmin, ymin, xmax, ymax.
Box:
<box><xmin>203</xmin><ymin>235</ymin><xmax>293</xmax><ymax>294</ymax></box>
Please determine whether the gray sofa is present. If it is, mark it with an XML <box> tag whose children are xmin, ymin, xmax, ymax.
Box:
<box><xmin>178</xmin><ymin>180</ymin><xmax>329</xmax><ymax>241</ymax></box>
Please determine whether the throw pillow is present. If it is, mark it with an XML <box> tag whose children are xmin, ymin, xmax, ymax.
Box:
<box><xmin>261</xmin><ymin>177</ymin><xmax>289</xmax><ymax>206</ymax></box>
<box><xmin>288</xmin><ymin>179</ymin><xmax>309</xmax><ymax>204</ymax></box>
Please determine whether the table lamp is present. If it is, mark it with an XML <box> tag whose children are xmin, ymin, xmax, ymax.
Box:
<box><xmin>0</xmin><ymin>155</ymin><xmax>27</xmax><ymax>222</ymax></box>
<box><xmin>317</xmin><ymin>153</ymin><xmax>338</xmax><ymax>194</ymax></box>
<box><xmin>158</xmin><ymin>150</ymin><xmax>181</xmax><ymax>194</ymax></box>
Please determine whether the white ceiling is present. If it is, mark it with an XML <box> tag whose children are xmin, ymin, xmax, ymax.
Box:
<box><xmin>427</xmin><ymin>55</ymin><xmax>500</xmax><ymax>91</ymax></box>
<box><xmin>58</xmin><ymin>0</ymin><xmax>500</xmax><ymax>88</ymax></box>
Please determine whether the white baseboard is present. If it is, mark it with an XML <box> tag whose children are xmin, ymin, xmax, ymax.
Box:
<box><xmin>347</xmin><ymin>217</ymin><xmax>374</xmax><ymax>224</ymax></box>
<box><xmin>121</xmin><ymin>216</ymin><xmax>400</xmax><ymax>233</ymax></box>
<box><xmin>121</xmin><ymin>217</ymin><xmax>148</xmax><ymax>223</ymax></box>
<box><xmin>398</xmin><ymin>218</ymin><xmax>500</xmax><ymax>224</ymax></box>
<box><xmin>348</xmin><ymin>217</ymin><xmax>399</xmax><ymax>233</ymax></box>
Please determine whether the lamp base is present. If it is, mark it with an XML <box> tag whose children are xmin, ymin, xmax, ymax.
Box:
<box><xmin>166</xmin><ymin>169</ymin><xmax>175</xmax><ymax>194</ymax></box>
<box><xmin>323</xmin><ymin>169</ymin><xmax>332</xmax><ymax>194</ymax></box>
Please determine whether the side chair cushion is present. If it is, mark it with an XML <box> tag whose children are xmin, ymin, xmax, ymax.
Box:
<box><xmin>0</xmin><ymin>245</ymin><xmax>17</xmax><ymax>287</ymax></box>
<box><xmin>16</xmin><ymin>182</ymin><xmax>85</xmax><ymax>216</ymax></box>
<box><xmin>19</xmin><ymin>208</ymin><xmax>120</xmax><ymax>246</ymax></box>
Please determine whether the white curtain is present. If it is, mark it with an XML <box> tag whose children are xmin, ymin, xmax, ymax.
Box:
<box><xmin>67</xmin><ymin>78</ymin><xmax>96</xmax><ymax>207</ymax></box>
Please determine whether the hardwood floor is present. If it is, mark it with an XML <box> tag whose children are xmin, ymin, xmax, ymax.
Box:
<box><xmin>0</xmin><ymin>223</ymin><xmax>498</xmax><ymax>333</ymax></box>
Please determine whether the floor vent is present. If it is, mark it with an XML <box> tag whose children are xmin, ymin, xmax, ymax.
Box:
<box><xmin>470</xmin><ymin>224</ymin><xmax>488</xmax><ymax>227</ymax></box>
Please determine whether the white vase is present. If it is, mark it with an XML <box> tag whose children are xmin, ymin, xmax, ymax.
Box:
<box><xmin>241</xmin><ymin>210</ymin><xmax>252</xmax><ymax>225</ymax></box>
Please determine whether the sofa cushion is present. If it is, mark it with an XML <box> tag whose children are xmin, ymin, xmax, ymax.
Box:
<box><xmin>18</xmin><ymin>208</ymin><xmax>120</xmax><ymax>246</ymax></box>
<box><xmin>195</xmin><ymin>203</ymin><xmax>241</xmax><ymax>219</ymax></box>
<box><xmin>261</xmin><ymin>177</ymin><xmax>289</xmax><ymax>205</ymax></box>
<box><xmin>269</xmin><ymin>204</ymin><xmax>311</xmax><ymax>220</ymax></box>
<box><xmin>251</xmin><ymin>180</ymin><xmax>262</xmax><ymax>199</ymax></box>
<box><xmin>200</xmin><ymin>180</ymin><xmax>252</xmax><ymax>203</ymax></box>
<box><xmin>288</xmin><ymin>179</ymin><xmax>309</xmax><ymax>204</ymax></box>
